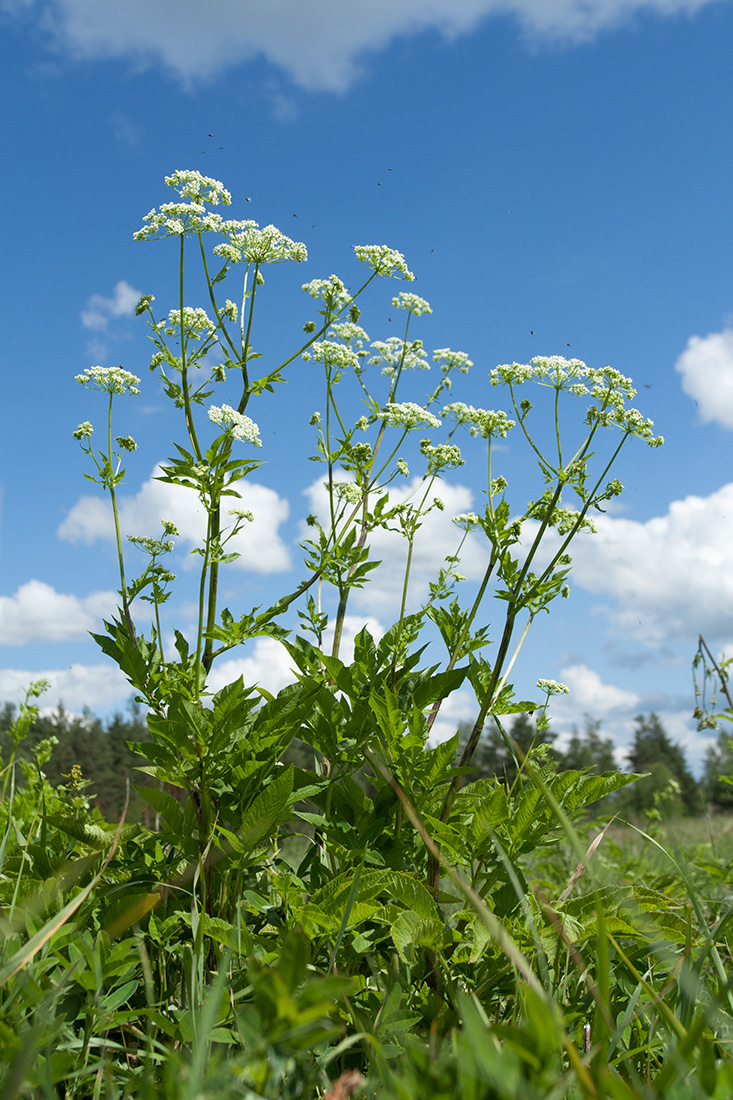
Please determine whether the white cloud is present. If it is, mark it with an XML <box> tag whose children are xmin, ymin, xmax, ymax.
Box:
<box><xmin>556</xmin><ymin>664</ymin><xmax>640</xmax><ymax>716</ymax></box>
<box><xmin>81</xmin><ymin>279</ymin><xmax>141</xmax><ymax>330</ymax></box>
<box><xmin>0</xmin><ymin>580</ymin><xmax>117</xmax><ymax>645</ymax></box>
<box><xmin>3</xmin><ymin>0</ymin><xmax>722</xmax><ymax>92</ymax></box>
<box><xmin>567</xmin><ymin>483</ymin><xmax>733</xmax><ymax>645</ymax></box>
<box><xmin>58</xmin><ymin>466</ymin><xmax>292</xmax><ymax>573</ymax></box>
<box><xmin>674</xmin><ymin>327</ymin><xmax>733</xmax><ymax>428</ymax></box>
<box><xmin>0</xmin><ymin>662</ymin><xmax>131</xmax><ymax>712</ymax></box>
<box><xmin>301</xmin><ymin>474</ymin><xmax>487</xmax><ymax>617</ymax></box>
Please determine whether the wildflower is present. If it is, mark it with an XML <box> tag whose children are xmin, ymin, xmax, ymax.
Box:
<box><xmin>164</xmin><ymin>307</ymin><xmax>216</xmax><ymax>340</ymax></box>
<box><xmin>355</xmin><ymin>416</ymin><xmax>370</xmax><ymax>432</ymax></box>
<box><xmin>208</xmin><ymin>404</ymin><xmax>262</xmax><ymax>446</ymax></box>
<box><xmin>128</xmin><ymin>535</ymin><xmax>174</xmax><ymax>555</ymax></box>
<box><xmin>392</xmin><ymin>292</ymin><xmax>432</xmax><ymax>315</ymax></box>
<box><xmin>334</xmin><ymin>481</ymin><xmax>363</xmax><ymax>505</ymax></box>
<box><xmin>73</xmin><ymin>421</ymin><xmax>93</xmax><ymax>440</ymax></box>
<box><xmin>115</xmin><ymin>435</ymin><xmax>137</xmax><ymax>452</ymax></box>
<box><xmin>368</xmin><ymin>338</ymin><xmax>429</xmax><ymax>374</ymax></box>
<box><xmin>223</xmin><ymin>299</ymin><xmax>238</xmax><ymax>322</ymax></box>
<box><xmin>537</xmin><ymin>678</ymin><xmax>569</xmax><ymax>696</ymax></box>
<box><xmin>302</xmin><ymin>341</ymin><xmax>362</xmax><ymax>372</ymax></box>
<box><xmin>161</xmin><ymin>520</ymin><xmax>180</xmax><ymax>536</ymax></box>
<box><xmin>165</xmin><ymin>169</ymin><xmax>232</xmax><ymax>205</ymax></box>
<box><xmin>354</xmin><ymin>245</ymin><xmax>415</xmax><ymax>281</ymax></box>
<box><xmin>380</xmin><ymin>402</ymin><xmax>441</xmax><ymax>430</ymax></box>
<box><xmin>76</xmin><ymin>366</ymin><xmax>141</xmax><ymax>396</ymax></box>
<box><xmin>433</xmin><ymin>349</ymin><xmax>473</xmax><ymax>374</ymax></box>
<box><xmin>420</xmin><ymin>439</ymin><xmax>465</xmax><ymax>472</ymax></box>
<box><xmin>329</xmin><ymin>321</ymin><xmax>369</xmax><ymax>345</ymax></box>
<box><xmin>452</xmin><ymin>512</ymin><xmax>480</xmax><ymax>530</ymax></box>
<box><xmin>214</xmin><ymin>224</ymin><xmax>307</xmax><ymax>264</ymax></box>
<box><xmin>491</xmin><ymin>356</ymin><xmax>590</xmax><ymax>389</ymax></box>
<box><xmin>442</xmin><ymin>403</ymin><xmax>514</xmax><ymax>438</ymax></box>
<box><xmin>396</xmin><ymin>458</ymin><xmax>409</xmax><ymax>477</ymax></box>
<box><xmin>229</xmin><ymin>507</ymin><xmax>254</xmax><ymax>522</ymax></box>
<box><xmin>302</xmin><ymin>275</ymin><xmax>352</xmax><ymax>310</ymax></box>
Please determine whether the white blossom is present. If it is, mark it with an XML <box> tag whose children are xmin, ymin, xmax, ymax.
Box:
<box><xmin>442</xmin><ymin>402</ymin><xmax>514</xmax><ymax>438</ymax></box>
<box><xmin>208</xmin><ymin>404</ymin><xmax>262</xmax><ymax>446</ymax></box>
<box><xmin>536</xmin><ymin>678</ymin><xmax>570</xmax><ymax>696</ymax></box>
<box><xmin>164</xmin><ymin>307</ymin><xmax>216</xmax><ymax>340</ymax></box>
<box><xmin>392</xmin><ymin>292</ymin><xmax>432</xmax><ymax>315</ymax></box>
<box><xmin>75</xmin><ymin>366</ymin><xmax>141</xmax><ymax>396</ymax></box>
<box><xmin>380</xmin><ymin>402</ymin><xmax>441</xmax><ymax>430</ymax></box>
<box><xmin>354</xmin><ymin>245</ymin><xmax>415</xmax><ymax>281</ymax></box>
<box><xmin>302</xmin><ymin>275</ymin><xmax>352</xmax><ymax>309</ymax></box>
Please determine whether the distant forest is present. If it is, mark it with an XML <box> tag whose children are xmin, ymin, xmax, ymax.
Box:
<box><xmin>2</xmin><ymin>699</ymin><xmax>732</xmax><ymax>822</ymax></box>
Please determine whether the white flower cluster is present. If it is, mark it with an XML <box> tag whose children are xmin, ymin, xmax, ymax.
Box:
<box><xmin>353</xmin><ymin>245</ymin><xmax>415</xmax><ymax>281</ymax></box>
<box><xmin>587</xmin><ymin>404</ymin><xmax>664</xmax><ymax>446</ymax></box>
<box><xmin>302</xmin><ymin>275</ymin><xmax>352</xmax><ymax>310</ymax></box>
<box><xmin>208</xmin><ymin>404</ymin><xmax>262</xmax><ymax>446</ymax></box>
<box><xmin>452</xmin><ymin>512</ymin><xmax>480</xmax><ymax>530</ymax></box>
<box><xmin>164</xmin><ymin>307</ymin><xmax>217</xmax><ymax>340</ymax></box>
<box><xmin>419</xmin><ymin>439</ymin><xmax>465</xmax><ymax>471</ymax></box>
<box><xmin>433</xmin><ymin>349</ymin><xmax>473</xmax><ymax>375</ymax></box>
<box><xmin>115</xmin><ymin>435</ymin><xmax>137</xmax><ymax>453</ymax></box>
<box><xmin>302</xmin><ymin>340</ymin><xmax>362</xmax><ymax>372</ymax></box>
<box><xmin>442</xmin><ymin>403</ymin><xmax>515</xmax><ymax>438</ymax></box>
<box><xmin>329</xmin><ymin>321</ymin><xmax>369</xmax><ymax>346</ymax></box>
<box><xmin>368</xmin><ymin>337</ymin><xmax>429</xmax><ymax>376</ymax></box>
<box><xmin>223</xmin><ymin>299</ymin><xmax>238</xmax><ymax>322</ymax></box>
<box><xmin>334</xmin><ymin>481</ymin><xmax>363</xmax><ymax>505</ymax></box>
<box><xmin>229</xmin><ymin>507</ymin><xmax>254</xmax><ymax>522</ymax></box>
<box><xmin>536</xmin><ymin>678</ymin><xmax>569</xmax><ymax>695</ymax></box>
<box><xmin>380</xmin><ymin>402</ymin><xmax>441</xmax><ymax>430</ymax></box>
<box><xmin>392</xmin><ymin>292</ymin><xmax>432</xmax><ymax>315</ymax></box>
<box><xmin>73</xmin><ymin>421</ymin><xmax>94</xmax><ymax>440</ymax></box>
<box><xmin>165</xmin><ymin>170</ymin><xmax>232</xmax><ymax>205</ymax></box>
<box><xmin>491</xmin><ymin>356</ymin><xmax>590</xmax><ymax>388</ymax></box>
<box><xmin>133</xmin><ymin>171</ymin><xmax>232</xmax><ymax>240</ymax></box>
<box><xmin>213</xmin><ymin>224</ymin><xmax>307</xmax><ymax>265</ymax></box>
<box><xmin>76</xmin><ymin>366</ymin><xmax>141</xmax><ymax>396</ymax></box>
<box><xmin>128</xmin><ymin>535</ymin><xmax>175</xmax><ymax>556</ymax></box>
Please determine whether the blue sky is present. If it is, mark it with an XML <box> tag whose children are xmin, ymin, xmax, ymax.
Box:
<box><xmin>1</xmin><ymin>0</ymin><xmax>733</xmax><ymax>771</ymax></box>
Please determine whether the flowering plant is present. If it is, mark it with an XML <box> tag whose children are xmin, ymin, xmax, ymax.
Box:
<box><xmin>69</xmin><ymin>169</ymin><xmax>664</xmax><ymax>1069</ymax></box>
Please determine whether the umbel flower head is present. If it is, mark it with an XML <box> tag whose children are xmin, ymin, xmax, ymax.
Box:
<box><xmin>75</xmin><ymin>366</ymin><xmax>140</xmax><ymax>396</ymax></box>
<box><xmin>208</xmin><ymin>404</ymin><xmax>261</xmax><ymax>446</ymax></box>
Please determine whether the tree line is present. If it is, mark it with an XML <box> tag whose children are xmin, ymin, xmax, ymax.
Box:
<box><xmin>1</xmin><ymin>698</ymin><xmax>731</xmax><ymax>821</ymax></box>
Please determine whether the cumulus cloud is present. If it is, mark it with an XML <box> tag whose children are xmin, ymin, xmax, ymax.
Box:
<box><xmin>301</xmin><ymin>474</ymin><xmax>487</xmax><ymax>617</ymax></box>
<box><xmin>0</xmin><ymin>662</ymin><xmax>131</xmax><ymax>713</ymax></box>
<box><xmin>2</xmin><ymin>0</ymin><xmax>721</xmax><ymax>91</ymax></box>
<box><xmin>674</xmin><ymin>327</ymin><xmax>733</xmax><ymax>428</ymax></box>
<box><xmin>81</xmin><ymin>279</ymin><xmax>141</xmax><ymax>330</ymax></box>
<box><xmin>568</xmin><ymin>483</ymin><xmax>733</xmax><ymax>645</ymax></box>
<box><xmin>0</xmin><ymin>580</ymin><xmax>117</xmax><ymax>645</ymax></box>
<box><xmin>58</xmin><ymin>466</ymin><xmax>291</xmax><ymax>573</ymax></box>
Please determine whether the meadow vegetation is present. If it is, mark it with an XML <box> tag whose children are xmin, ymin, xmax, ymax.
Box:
<box><xmin>1</xmin><ymin>169</ymin><xmax>731</xmax><ymax>1099</ymax></box>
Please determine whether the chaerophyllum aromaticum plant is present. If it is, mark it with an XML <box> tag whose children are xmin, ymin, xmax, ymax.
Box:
<box><xmin>72</xmin><ymin>169</ymin><xmax>663</xmax><ymax>1022</ymax></box>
